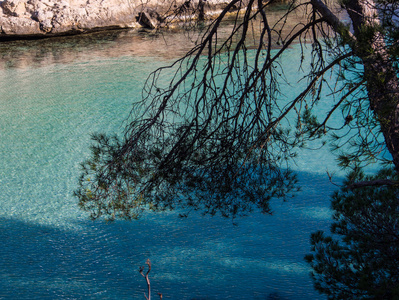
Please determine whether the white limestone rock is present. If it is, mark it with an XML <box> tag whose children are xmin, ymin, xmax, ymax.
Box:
<box><xmin>0</xmin><ymin>0</ymin><xmax>231</xmax><ymax>38</ymax></box>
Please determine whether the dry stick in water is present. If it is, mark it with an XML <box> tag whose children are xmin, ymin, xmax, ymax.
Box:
<box><xmin>139</xmin><ymin>259</ymin><xmax>151</xmax><ymax>300</ymax></box>
<box><xmin>139</xmin><ymin>259</ymin><xmax>163</xmax><ymax>300</ymax></box>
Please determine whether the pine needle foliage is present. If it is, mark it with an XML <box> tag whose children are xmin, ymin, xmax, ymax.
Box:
<box><xmin>306</xmin><ymin>168</ymin><xmax>399</xmax><ymax>299</ymax></box>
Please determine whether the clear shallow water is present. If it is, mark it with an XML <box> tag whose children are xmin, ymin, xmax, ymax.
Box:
<box><xmin>0</xmin><ymin>32</ymin><xmax>349</xmax><ymax>299</ymax></box>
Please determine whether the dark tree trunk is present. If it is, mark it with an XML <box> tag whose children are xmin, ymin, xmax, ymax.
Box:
<box><xmin>313</xmin><ymin>0</ymin><xmax>399</xmax><ymax>170</ymax></box>
<box><xmin>347</xmin><ymin>0</ymin><xmax>399</xmax><ymax>171</ymax></box>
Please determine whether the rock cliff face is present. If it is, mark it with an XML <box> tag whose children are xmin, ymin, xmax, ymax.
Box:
<box><xmin>0</xmin><ymin>0</ymin><xmax>229</xmax><ymax>39</ymax></box>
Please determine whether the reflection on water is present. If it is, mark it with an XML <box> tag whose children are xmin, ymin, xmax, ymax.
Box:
<box><xmin>0</xmin><ymin>28</ymin><xmax>203</xmax><ymax>69</ymax></box>
<box><xmin>0</xmin><ymin>27</ymin><xmax>337</xmax><ymax>299</ymax></box>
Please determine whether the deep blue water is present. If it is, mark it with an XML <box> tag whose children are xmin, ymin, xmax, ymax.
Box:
<box><xmin>0</xmin><ymin>32</ymin><xmax>348</xmax><ymax>299</ymax></box>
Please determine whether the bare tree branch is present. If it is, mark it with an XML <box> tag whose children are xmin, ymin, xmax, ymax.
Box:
<box><xmin>139</xmin><ymin>259</ymin><xmax>152</xmax><ymax>300</ymax></box>
<box><xmin>348</xmin><ymin>179</ymin><xmax>399</xmax><ymax>189</ymax></box>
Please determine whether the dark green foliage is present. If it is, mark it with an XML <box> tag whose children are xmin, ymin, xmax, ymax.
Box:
<box><xmin>306</xmin><ymin>169</ymin><xmax>399</xmax><ymax>299</ymax></box>
<box><xmin>75</xmin><ymin>123</ymin><xmax>299</xmax><ymax>220</ymax></box>
<box><xmin>74</xmin><ymin>133</ymin><xmax>148</xmax><ymax>220</ymax></box>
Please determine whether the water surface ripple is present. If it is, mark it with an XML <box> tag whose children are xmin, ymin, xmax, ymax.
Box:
<box><xmin>0</xmin><ymin>31</ymin><xmax>339</xmax><ymax>299</ymax></box>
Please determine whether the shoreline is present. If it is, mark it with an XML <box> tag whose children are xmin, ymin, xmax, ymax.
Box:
<box><xmin>0</xmin><ymin>0</ymin><xmax>234</xmax><ymax>41</ymax></box>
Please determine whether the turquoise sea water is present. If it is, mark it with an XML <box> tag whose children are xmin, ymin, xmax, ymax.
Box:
<box><xmin>0</xmin><ymin>31</ymin><xmax>350</xmax><ymax>299</ymax></box>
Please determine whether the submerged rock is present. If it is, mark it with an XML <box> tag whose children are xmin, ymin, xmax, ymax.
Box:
<box><xmin>0</xmin><ymin>0</ymin><xmax>233</xmax><ymax>39</ymax></box>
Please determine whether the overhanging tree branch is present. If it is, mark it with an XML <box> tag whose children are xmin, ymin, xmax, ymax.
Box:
<box><xmin>75</xmin><ymin>0</ymin><xmax>399</xmax><ymax>221</ymax></box>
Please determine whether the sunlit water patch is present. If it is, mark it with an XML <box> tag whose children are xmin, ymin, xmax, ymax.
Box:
<box><xmin>0</xmin><ymin>34</ymin><xmax>352</xmax><ymax>299</ymax></box>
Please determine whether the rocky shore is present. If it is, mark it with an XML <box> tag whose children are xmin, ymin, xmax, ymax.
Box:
<box><xmin>0</xmin><ymin>0</ymin><xmax>230</xmax><ymax>39</ymax></box>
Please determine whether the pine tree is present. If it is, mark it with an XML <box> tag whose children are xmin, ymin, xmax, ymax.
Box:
<box><xmin>306</xmin><ymin>168</ymin><xmax>399</xmax><ymax>299</ymax></box>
